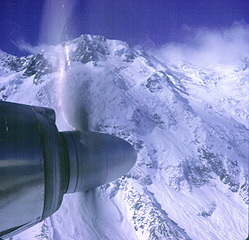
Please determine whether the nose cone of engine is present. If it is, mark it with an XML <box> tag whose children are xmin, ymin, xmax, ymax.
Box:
<box><xmin>61</xmin><ymin>131</ymin><xmax>136</xmax><ymax>193</ymax></box>
<box><xmin>101</xmin><ymin>132</ymin><xmax>137</xmax><ymax>184</ymax></box>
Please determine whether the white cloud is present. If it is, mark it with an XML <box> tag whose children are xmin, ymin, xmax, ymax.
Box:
<box><xmin>0</xmin><ymin>49</ymin><xmax>5</xmax><ymax>57</ymax></box>
<box><xmin>15</xmin><ymin>40</ymin><xmax>43</xmax><ymax>55</ymax></box>
<box><xmin>152</xmin><ymin>22</ymin><xmax>249</xmax><ymax>69</ymax></box>
<box><xmin>14</xmin><ymin>39</ymin><xmax>62</xmax><ymax>56</ymax></box>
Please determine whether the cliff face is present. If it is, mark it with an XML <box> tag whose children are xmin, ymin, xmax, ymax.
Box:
<box><xmin>1</xmin><ymin>35</ymin><xmax>248</xmax><ymax>240</ymax></box>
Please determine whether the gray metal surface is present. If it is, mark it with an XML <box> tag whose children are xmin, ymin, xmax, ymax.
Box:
<box><xmin>0</xmin><ymin>101</ymin><xmax>45</xmax><ymax>234</ymax></box>
<box><xmin>61</xmin><ymin>131</ymin><xmax>137</xmax><ymax>192</ymax></box>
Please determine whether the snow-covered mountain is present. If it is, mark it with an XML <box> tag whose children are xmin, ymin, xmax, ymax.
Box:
<box><xmin>0</xmin><ymin>35</ymin><xmax>248</xmax><ymax>240</ymax></box>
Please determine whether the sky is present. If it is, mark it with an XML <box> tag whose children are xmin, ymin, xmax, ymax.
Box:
<box><xmin>0</xmin><ymin>0</ymin><xmax>248</xmax><ymax>57</ymax></box>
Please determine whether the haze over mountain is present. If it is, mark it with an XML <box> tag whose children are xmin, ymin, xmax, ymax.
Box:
<box><xmin>0</xmin><ymin>34</ymin><xmax>248</xmax><ymax>240</ymax></box>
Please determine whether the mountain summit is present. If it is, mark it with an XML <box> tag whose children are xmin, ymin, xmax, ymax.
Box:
<box><xmin>0</xmin><ymin>35</ymin><xmax>248</xmax><ymax>240</ymax></box>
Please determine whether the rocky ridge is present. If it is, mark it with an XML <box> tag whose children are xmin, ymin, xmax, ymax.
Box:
<box><xmin>0</xmin><ymin>34</ymin><xmax>248</xmax><ymax>240</ymax></box>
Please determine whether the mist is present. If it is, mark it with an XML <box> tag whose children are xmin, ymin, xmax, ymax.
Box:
<box><xmin>151</xmin><ymin>22</ymin><xmax>249</xmax><ymax>69</ymax></box>
<box><xmin>39</xmin><ymin>0</ymin><xmax>77</xmax><ymax>45</ymax></box>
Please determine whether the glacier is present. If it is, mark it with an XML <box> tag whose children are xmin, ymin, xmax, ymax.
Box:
<box><xmin>0</xmin><ymin>35</ymin><xmax>248</xmax><ymax>240</ymax></box>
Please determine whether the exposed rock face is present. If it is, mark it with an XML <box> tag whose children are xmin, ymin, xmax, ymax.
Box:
<box><xmin>0</xmin><ymin>34</ymin><xmax>248</xmax><ymax>240</ymax></box>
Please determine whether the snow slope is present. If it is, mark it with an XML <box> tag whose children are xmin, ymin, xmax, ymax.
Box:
<box><xmin>0</xmin><ymin>35</ymin><xmax>248</xmax><ymax>240</ymax></box>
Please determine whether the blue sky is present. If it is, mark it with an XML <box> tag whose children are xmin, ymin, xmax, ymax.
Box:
<box><xmin>0</xmin><ymin>0</ymin><xmax>248</xmax><ymax>56</ymax></box>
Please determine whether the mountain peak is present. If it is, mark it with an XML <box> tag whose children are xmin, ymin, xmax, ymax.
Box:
<box><xmin>0</xmin><ymin>35</ymin><xmax>248</xmax><ymax>240</ymax></box>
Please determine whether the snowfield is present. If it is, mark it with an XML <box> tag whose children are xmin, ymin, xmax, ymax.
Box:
<box><xmin>0</xmin><ymin>35</ymin><xmax>248</xmax><ymax>240</ymax></box>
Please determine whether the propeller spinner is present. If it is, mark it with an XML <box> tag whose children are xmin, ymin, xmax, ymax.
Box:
<box><xmin>0</xmin><ymin>101</ymin><xmax>136</xmax><ymax>239</ymax></box>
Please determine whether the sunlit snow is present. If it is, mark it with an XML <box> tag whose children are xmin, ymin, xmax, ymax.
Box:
<box><xmin>0</xmin><ymin>35</ymin><xmax>248</xmax><ymax>240</ymax></box>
